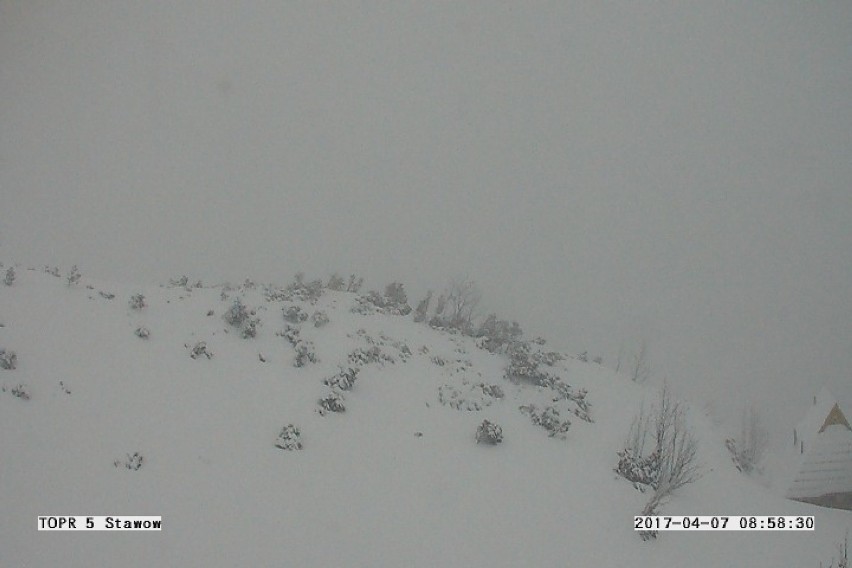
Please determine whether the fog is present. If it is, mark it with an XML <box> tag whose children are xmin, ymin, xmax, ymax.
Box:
<box><xmin>2</xmin><ymin>2</ymin><xmax>851</xmax><ymax>436</ymax></box>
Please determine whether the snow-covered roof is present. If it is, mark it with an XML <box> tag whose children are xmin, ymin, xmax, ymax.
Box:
<box><xmin>786</xmin><ymin>423</ymin><xmax>852</xmax><ymax>499</ymax></box>
<box><xmin>785</xmin><ymin>385</ymin><xmax>852</xmax><ymax>501</ymax></box>
<box><xmin>793</xmin><ymin>386</ymin><xmax>841</xmax><ymax>448</ymax></box>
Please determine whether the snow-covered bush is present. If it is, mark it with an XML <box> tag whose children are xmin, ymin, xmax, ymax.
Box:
<box><xmin>0</xmin><ymin>349</ymin><xmax>17</xmax><ymax>370</ymax></box>
<box><xmin>311</xmin><ymin>310</ymin><xmax>330</xmax><ymax>328</ymax></box>
<box><xmin>283</xmin><ymin>305</ymin><xmax>308</xmax><ymax>324</ymax></box>
<box><xmin>623</xmin><ymin>385</ymin><xmax>701</xmax><ymax>539</ymax></box>
<box><xmin>346</xmin><ymin>274</ymin><xmax>364</xmax><ymax>293</ymax></box>
<box><xmin>348</xmin><ymin>346</ymin><xmax>393</xmax><ymax>367</ymax></box>
<box><xmin>293</xmin><ymin>340</ymin><xmax>318</xmax><ymax>367</ymax></box>
<box><xmin>520</xmin><ymin>404</ymin><xmax>572</xmax><ymax>439</ymax></box>
<box><xmin>66</xmin><ymin>265</ymin><xmax>81</xmax><ymax>286</ymax></box>
<box><xmin>128</xmin><ymin>293</ymin><xmax>146</xmax><ymax>310</ymax></box>
<box><xmin>114</xmin><ymin>452</ymin><xmax>144</xmax><ymax>470</ymax></box>
<box><xmin>476</xmin><ymin>314</ymin><xmax>523</xmax><ymax>353</ymax></box>
<box><xmin>475</xmin><ymin>420</ymin><xmax>503</xmax><ymax>445</ymax></box>
<box><xmin>4</xmin><ymin>383</ymin><xmax>30</xmax><ymax>400</ymax></box>
<box><xmin>134</xmin><ymin>327</ymin><xmax>150</xmax><ymax>340</ymax></box>
<box><xmin>169</xmin><ymin>275</ymin><xmax>189</xmax><ymax>288</ymax></box>
<box><xmin>4</xmin><ymin>267</ymin><xmax>14</xmax><ymax>286</ymax></box>
<box><xmin>324</xmin><ymin>367</ymin><xmax>358</xmax><ymax>391</ymax></box>
<box><xmin>480</xmin><ymin>383</ymin><xmax>504</xmax><ymax>399</ymax></box>
<box><xmin>223</xmin><ymin>298</ymin><xmax>249</xmax><ymax>327</ymax></box>
<box><xmin>189</xmin><ymin>342</ymin><xmax>213</xmax><ymax>359</ymax></box>
<box><xmin>274</xmin><ymin>424</ymin><xmax>303</xmax><ymax>450</ymax></box>
<box><xmin>317</xmin><ymin>391</ymin><xmax>346</xmax><ymax>415</ymax></box>
<box><xmin>504</xmin><ymin>342</ymin><xmax>551</xmax><ymax>386</ymax></box>
<box><xmin>326</xmin><ymin>273</ymin><xmax>345</xmax><ymax>291</ymax></box>
<box><xmin>286</xmin><ymin>272</ymin><xmax>324</xmax><ymax>303</ymax></box>
<box><xmin>241</xmin><ymin>317</ymin><xmax>260</xmax><ymax>339</ymax></box>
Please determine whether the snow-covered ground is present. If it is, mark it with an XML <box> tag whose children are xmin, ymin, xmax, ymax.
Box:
<box><xmin>1</xmin><ymin>265</ymin><xmax>849</xmax><ymax>567</ymax></box>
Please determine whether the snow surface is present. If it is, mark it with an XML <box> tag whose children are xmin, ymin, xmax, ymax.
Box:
<box><xmin>1</xmin><ymin>265</ymin><xmax>850</xmax><ymax>567</ymax></box>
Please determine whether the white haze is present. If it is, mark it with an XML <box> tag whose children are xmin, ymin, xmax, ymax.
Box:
<box><xmin>1</xmin><ymin>2</ymin><xmax>851</xmax><ymax>436</ymax></box>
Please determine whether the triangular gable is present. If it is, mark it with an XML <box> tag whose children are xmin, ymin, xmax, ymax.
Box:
<box><xmin>819</xmin><ymin>403</ymin><xmax>852</xmax><ymax>433</ymax></box>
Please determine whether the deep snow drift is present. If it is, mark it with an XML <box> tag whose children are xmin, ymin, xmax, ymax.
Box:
<box><xmin>1</xmin><ymin>264</ymin><xmax>849</xmax><ymax>567</ymax></box>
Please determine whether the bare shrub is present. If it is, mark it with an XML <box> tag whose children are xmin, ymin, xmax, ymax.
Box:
<box><xmin>618</xmin><ymin>384</ymin><xmax>701</xmax><ymax>540</ymax></box>
<box><xmin>726</xmin><ymin>404</ymin><xmax>769</xmax><ymax>474</ymax></box>
<box><xmin>824</xmin><ymin>532</ymin><xmax>849</xmax><ymax>568</ymax></box>
<box><xmin>631</xmin><ymin>340</ymin><xmax>651</xmax><ymax>383</ymax></box>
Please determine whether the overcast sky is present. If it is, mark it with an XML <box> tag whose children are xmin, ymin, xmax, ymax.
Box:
<box><xmin>1</xmin><ymin>1</ymin><xmax>851</xmax><ymax>436</ymax></box>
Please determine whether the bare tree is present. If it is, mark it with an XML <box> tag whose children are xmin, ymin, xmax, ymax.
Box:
<box><xmin>443</xmin><ymin>278</ymin><xmax>482</xmax><ymax>332</ymax></box>
<box><xmin>726</xmin><ymin>404</ymin><xmax>769</xmax><ymax>474</ymax></box>
<box><xmin>631</xmin><ymin>340</ymin><xmax>651</xmax><ymax>383</ymax></box>
<box><xmin>637</xmin><ymin>383</ymin><xmax>701</xmax><ymax>540</ymax></box>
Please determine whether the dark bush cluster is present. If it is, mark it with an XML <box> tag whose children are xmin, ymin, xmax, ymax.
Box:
<box><xmin>504</xmin><ymin>342</ymin><xmax>553</xmax><ymax>387</ymax></box>
<box><xmin>311</xmin><ymin>310</ymin><xmax>330</xmax><ymax>328</ymax></box>
<box><xmin>326</xmin><ymin>273</ymin><xmax>345</xmax><ymax>291</ymax></box>
<box><xmin>283</xmin><ymin>305</ymin><xmax>309</xmax><ymax>324</ymax></box>
<box><xmin>355</xmin><ymin>282</ymin><xmax>412</xmax><ymax>316</ymax></box>
<box><xmin>286</xmin><ymin>273</ymin><xmax>324</xmax><ymax>304</ymax></box>
<box><xmin>114</xmin><ymin>452</ymin><xmax>144</xmax><ymax>470</ymax></box>
<box><xmin>475</xmin><ymin>420</ymin><xmax>503</xmax><ymax>445</ymax></box>
<box><xmin>348</xmin><ymin>346</ymin><xmax>394</xmax><ymax>367</ymax></box>
<box><xmin>438</xmin><ymin>382</ymin><xmax>503</xmax><ymax>412</ymax></box>
<box><xmin>0</xmin><ymin>349</ymin><xmax>17</xmax><ymax>370</ymax></box>
<box><xmin>324</xmin><ymin>367</ymin><xmax>359</xmax><ymax>391</ymax></box>
<box><xmin>4</xmin><ymin>267</ymin><xmax>15</xmax><ymax>286</ymax></box>
<box><xmin>277</xmin><ymin>326</ymin><xmax>317</xmax><ymax>367</ymax></box>
<box><xmin>189</xmin><ymin>342</ymin><xmax>213</xmax><ymax>359</ymax></box>
<box><xmin>615</xmin><ymin>448</ymin><xmax>661</xmax><ymax>492</ymax></box>
<box><xmin>274</xmin><ymin>424</ymin><xmax>303</xmax><ymax>450</ymax></box>
<box><xmin>66</xmin><ymin>265</ymin><xmax>81</xmax><ymax>286</ymax></box>
<box><xmin>2</xmin><ymin>383</ymin><xmax>30</xmax><ymax>400</ymax></box>
<box><xmin>520</xmin><ymin>404</ymin><xmax>572</xmax><ymax>439</ymax></box>
<box><xmin>475</xmin><ymin>314</ymin><xmax>523</xmax><ymax>354</ymax></box>
<box><xmin>223</xmin><ymin>298</ymin><xmax>250</xmax><ymax>327</ymax></box>
<box><xmin>317</xmin><ymin>391</ymin><xmax>346</xmax><ymax>415</ymax></box>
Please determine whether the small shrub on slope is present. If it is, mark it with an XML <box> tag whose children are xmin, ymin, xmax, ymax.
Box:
<box><xmin>189</xmin><ymin>342</ymin><xmax>213</xmax><ymax>359</ymax></box>
<box><xmin>66</xmin><ymin>265</ymin><xmax>81</xmax><ymax>286</ymax></box>
<box><xmin>324</xmin><ymin>367</ymin><xmax>359</xmax><ymax>391</ymax></box>
<box><xmin>3</xmin><ymin>383</ymin><xmax>30</xmax><ymax>400</ymax></box>
<box><xmin>475</xmin><ymin>420</ymin><xmax>503</xmax><ymax>445</ymax></box>
<box><xmin>114</xmin><ymin>452</ymin><xmax>144</xmax><ymax>470</ymax></box>
<box><xmin>4</xmin><ymin>267</ymin><xmax>15</xmax><ymax>286</ymax></box>
<box><xmin>311</xmin><ymin>310</ymin><xmax>330</xmax><ymax>328</ymax></box>
<box><xmin>317</xmin><ymin>391</ymin><xmax>346</xmax><ymax>415</ymax></box>
<box><xmin>0</xmin><ymin>349</ymin><xmax>17</xmax><ymax>370</ymax></box>
<box><xmin>275</xmin><ymin>424</ymin><xmax>303</xmax><ymax>450</ymax></box>
<box><xmin>520</xmin><ymin>404</ymin><xmax>572</xmax><ymax>439</ymax></box>
<box><xmin>129</xmin><ymin>293</ymin><xmax>146</xmax><ymax>310</ymax></box>
<box><xmin>283</xmin><ymin>305</ymin><xmax>308</xmax><ymax>324</ymax></box>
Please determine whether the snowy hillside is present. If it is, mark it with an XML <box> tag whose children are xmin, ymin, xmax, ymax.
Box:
<box><xmin>1</xmin><ymin>264</ymin><xmax>849</xmax><ymax>567</ymax></box>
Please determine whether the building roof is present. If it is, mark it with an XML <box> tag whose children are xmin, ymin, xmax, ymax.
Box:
<box><xmin>786</xmin><ymin>424</ymin><xmax>852</xmax><ymax>499</ymax></box>
<box><xmin>787</xmin><ymin>386</ymin><xmax>852</xmax><ymax>501</ymax></box>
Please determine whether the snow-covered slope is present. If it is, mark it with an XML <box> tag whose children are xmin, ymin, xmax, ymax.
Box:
<box><xmin>1</xmin><ymin>265</ymin><xmax>849</xmax><ymax>567</ymax></box>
